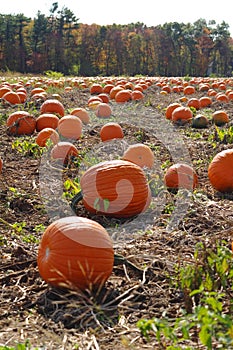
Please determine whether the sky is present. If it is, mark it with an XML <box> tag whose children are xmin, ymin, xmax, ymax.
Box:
<box><xmin>1</xmin><ymin>0</ymin><xmax>233</xmax><ymax>37</ymax></box>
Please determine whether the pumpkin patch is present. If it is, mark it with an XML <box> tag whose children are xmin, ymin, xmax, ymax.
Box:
<box><xmin>1</xmin><ymin>74</ymin><xmax>233</xmax><ymax>349</ymax></box>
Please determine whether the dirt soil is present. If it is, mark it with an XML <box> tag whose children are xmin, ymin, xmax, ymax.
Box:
<box><xmin>0</xmin><ymin>80</ymin><xmax>233</xmax><ymax>349</ymax></box>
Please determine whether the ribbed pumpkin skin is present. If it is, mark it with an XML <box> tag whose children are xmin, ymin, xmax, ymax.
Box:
<box><xmin>80</xmin><ymin>159</ymin><xmax>151</xmax><ymax>218</ymax></box>
<box><xmin>208</xmin><ymin>149</ymin><xmax>233</xmax><ymax>192</ymax></box>
<box><xmin>37</xmin><ymin>216</ymin><xmax>114</xmax><ymax>291</ymax></box>
<box><xmin>7</xmin><ymin>111</ymin><xmax>36</xmax><ymax>135</ymax></box>
<box><xmin>164</xmin><ymin>163</ymin><xmax>198</xmax><ymax>190</ymax></box>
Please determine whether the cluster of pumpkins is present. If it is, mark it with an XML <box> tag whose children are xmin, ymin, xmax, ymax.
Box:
<box><xmin>1</xmin><ymin>81</ymin><xmax>233</xmax><ymax>292</ymax></box>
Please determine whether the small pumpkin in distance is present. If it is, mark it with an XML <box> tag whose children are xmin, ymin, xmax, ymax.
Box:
<box><xmin>78</xmin><ymin>159</ymin><xmax>151</xmax><ymax>218</ymax></box>
<box><xmin>0</xmin><ymin>157</ymin><xmax>3</xmax><ymax>173</ymax></box>
<box><xmin>208</xmin><ymin>149</ymin><xmax>233</xmax><ymax>193</ymax></box>
<box><xmin>37</xmin><ymin>216</ymin><xmax>114</xmax><ymax>291</ymax></box>
<box><xmin>100</xmin><ymin>122</ymin><xmax>124</xmax><ymax>141</ymax></box>
<box><xmin>122</xmin><ymin>143</ymin><xmax>155</xmax><ymax>169</ymax></box>
<box><xmin>164</xmin><ymin>163</ymin><xmax>198</xmax><ymax>190</ymax></box>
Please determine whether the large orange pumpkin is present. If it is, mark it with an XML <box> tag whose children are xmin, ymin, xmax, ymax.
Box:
<box><xmin>7</xmin><ymin>111</ymin><xmax>36</xmax><ymax>135</ymax></box>
<box><xmin>164</xmin><ymin>163</ymin><xmax>198</xmax><ymax>190</ymax></box>
<box><xmin>36</xmin><ymin>113</ymin><xmax>59</xmax><ymax>132</ymax></box>
<box><xmin>122</xmin><ymin>143</ymin><xmax>155</xmax><ymax>169</ymax></box>
<box><xmin>208</xmin><ymin>149</ymin><xmax>233</xmax><ymax>192</ymax></box>
<box><xmin>165</xmin><ymin>102</ymin><xmax>182</xmax><ymax>120</ymax></box>
<box><xmin>57</xmin><ymin>115</ymin><xmax>82</xmax><ymax>140</ymax></box>
<box><xmin>37</xmin><ymin>216</ymin><xmax>114</xmax><ymax>291</ymax></box>
<box><xmin>79</xmin><ymin>159</ymin><xmax>151</xmax><ymax>218</ymax></box>
<box><xmin>100</xmin><ymin>122</ymin><xmax>124</xmax><ymax>141</ymax></box>
<box><xmin>171</xmin><ymin>106</ymin><xmax>193</xmax><ymax>124</ymax></box>
<box><xmin>40</xmin><ymin>99</ymin><xmax>65</xmax><ymax>117</ymax></box>
<box><xmin>2</xmin><ymin>91</ymin><xmax>21</xmax><ymax>105</ymax></box>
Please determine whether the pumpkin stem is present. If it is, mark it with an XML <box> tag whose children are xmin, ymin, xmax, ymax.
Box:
<box><xmin>70</xmin><ymin>190</ymin><xmax>83</xmax><ymax>211</ymax></box>
<box><xmin>114</xmin><ymin>253</ymin><xmax>143</xmax><ymax>274</ymax></box>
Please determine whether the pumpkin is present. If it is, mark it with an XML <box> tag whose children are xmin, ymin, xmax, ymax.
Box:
<box><xmin>98</xmin><ymin>93</ymin><xmax>110</xmax><ymax>103</ymax></box>
<box><xmin>208</xmin><ymin>149</ymin><xmax>233</xmax><ymax>192</ymax></box>
<box><xmin>216</xmin><ymin>93</ymin><xmax>229</xmax><ymax>103</ymax></box>
<box><xmin>95</xmin><ymin>103</ymin><xmax>112</xmax><ymax>118</ymax></box>
<box><xmin>57</xmin><ymin>115</ymin><xmax>82</xmax><ymax>140</ymax></box>
<box><xmin>36</xmin><ymin>128</ymin><xmax>59</xmax><ymax>147</ymax></box>
<box><xmin>131</xmin><ymin>90</ymin><xmax>144</xmax><ymax>100</ymax></box>
<box><xmin>187</xmin><ymin>98</ymin><xmax>200</xmax><ymax>110</ymax></box>
<box><xmin>0</xmin><ymin>157</ymin><xmax>3</xmax><ymax>173</ymax></box>
<box><xmin>171</xmin><ymin>106</ymin><xmax>193</xmax><ymax>124</ymax></box>
<box><xmin>0</xmin><ymin>86</ymin><xmax>11</xmax><ymax>98</ymax></box>
<box><xmin>7</xmin><ymin>111</ymin><xmax>36</xmax><ymax>135</ymax></box>
<box><xmin>100</xmin><ymin>122</ymin><xmax>124</xmax><ymax>141</ymax></box>
<box><xmin>78</xmin><ymin>159</ymin><xmax>151</xmax><ymax>218</ymax></box>
<box><xmin>122</xmin><ymin>143</ymin><xmax>155</xmax><ymax>169</ymax></box>
<box><xmin>164</xmin><ymin>163</ymin><xmax>198</xmax><ymax>190</ymax></box>
<box><xmin>40</xmin><ymin>99</ymin><xmax>65</xmax><ymax>117</ymax></box>
<box><xmin>165</xmin><ymin>102</ymin><xmax>182</xmax><ymax>120</ymax></box>
<box><xmin>2</xmin><ymin>91</ymin><xmax>21</xmax><ymax>105</ymax></box>
<box><xmin>90</xmin><ymin>83</ymin><xmax>103</xmax><ymax>94</ymax></box>
<box><xmin>51</xmin><ymin>141</ymin><xmax>79</xmax><ymax>163</ymax></box>
<box><xmin>191</xmin><ymin>114</ymin><xmax>209</xmax><ymax>128</ymax></box>
<box><xmin>212</xmin><ymin>110</ymin><xmax>229</xmax><ymax>126</ymax></box>
<box><xmin>199</xmin><ymin>96</ymin><xmax>212</xmax><ymax>108</ymax></box>
<box><xmin>114</xmin><ymin>89</ymin><xmax>132</xmax><ymax>103</ymax></box>
<box><xmin>37</xmin><ymin>216</ymin><xmax>114</xmax><ymax>291</ymax></box>
<box><xmin>36</xmin><ymin>113</ymin><xmax>59</xmax><ymax>132</ymax></box>
<box><xmin>70</xmin><ymin>107</ymin><xmax>90</xmax><ymax>124</ymax></box>
<box><xmin>183</xmin><ymin>85</ymin><xmax>195</xmax><ymax>95</ymax></box>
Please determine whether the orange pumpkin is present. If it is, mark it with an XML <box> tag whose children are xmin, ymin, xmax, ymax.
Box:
<box><xmin>171</xmin><ymin>106</ymin><xmax>193</xmax><ymax>124</ymax></box>
<box><xmin>7</xmin><ymin>111</ymin><xmax>36</xmax><ymax>135</ymax></box>
<box><xmin>36</xmin><ymin>128</ymin><xmax>59</xmax><ymax>147</ymax></box>
<box><xmin>40</xmin><ymin>99</ymin><xmax>65</xmax><ymax>117</ymax></box>
<box><xmin>95</xmin><ymin>103</ymin><xmax>112</xmax><ymax>118</ymax></box>
<box><xmin>131</xmin><ymin>90</ymin><xmax>144</xmax><ymax>100</ymax></box>
<box><xmin>183</xmin><ymin>85</ymin><xmax>195</xmax><ymax>95</ymax></box>
<box><xmin>199</xmin><ymin>96</ymin><xmax>212</xmax><ymax>108</ymax></box>
<box><xmin>187</xmin><ymin>98</ymin><xmax>200</xmax><ymax>110</ymax></box>
<box><xmin>51</xmin><ymin>141</ymin><xmax>79</xmax><ymax>163</ymax></box>
<box><xmin>37</xmin><ymin>216</ymin><xmax>114</xmax><ymax>291</ymax></box>
<box><xmin>2</xmin><ymin>91</ymin><xmax>21</xmax><ymax>105</ymax></box>
<box><xmin>0</xmin><ymin>157</ymin><xmax>3</xmax><ymax>173</ymax></box>
<box><xmin>57</xmin><ymin>115</ymin><xmax>82</xmax><ymax>140</ymax></box>
<box><xmin>208</xmin><ymin>149</ymin><xmax>233</xmax><ymax>192</ymax></box>
<box><xmin>70</xmin><ymin>108</ymin><xmax>90</xmax><ymax>124</ymax></box>
<box><xmin>100</xmin><ymin>122</ymin><xmax>124</xmax><ymax>141</ymax></box>
<box><xmin>164</xmin><ymin>163</ymin><xmax>198</xmax><ymax>190</ymax></box>
<box><xmin>36</xmin><ymin>113</ymin><xmax>59</xmax><ymax>132</ymax></box>
<box><xmin>165</xmin><ymin>102</ymin><xmax>182</xmax><ymax>120</ymax></box>
<box><xmin>90</xmin><ymin>83</ymin><xmax>103</xmax><ymax>94</ymax></box>
<box><xmin>212</xmin><ymin>110</ymin><xmax>229</xmax><ymax>126</ymax></box>
<box><xmin>115</xmin><ymin>89</ymin><xmax>132</xmax><ymax>103</ymax></box>
<box><xmin>122</xmin><ymin>143</ymin><xmax>155</xmax><ymax>169</ymax></box>
<box><xmin>79</xmin><ymin>159</ymin><xmax>151</xmax><ymax>218</ymax></box>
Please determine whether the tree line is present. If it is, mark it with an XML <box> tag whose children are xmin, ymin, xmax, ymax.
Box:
<box><xmin>0</xmin><ymin>2</ymin><xmax>233</xmax><ymax>77</ymax></box>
